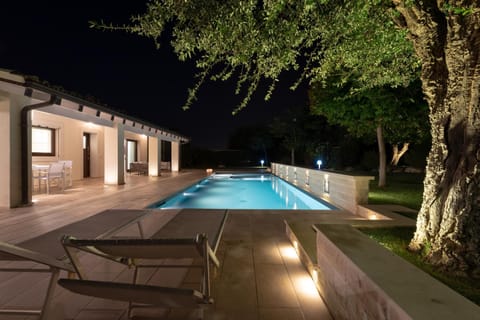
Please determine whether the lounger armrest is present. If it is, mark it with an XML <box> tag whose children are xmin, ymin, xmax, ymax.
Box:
<box><xmin>0</xmin><ymin>242</ymin><xmax>74</xmax><ymax>272</ymax></box>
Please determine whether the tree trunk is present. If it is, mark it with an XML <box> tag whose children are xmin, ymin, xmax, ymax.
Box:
<box><xmin>290</xmin><ymin>148</ymin><xmax>295</xmax><ymax>166</ymax></box>
<box><xmin>377</xmin><ymin>125</ymin><xmax>387</xmax><ymax>187</ymax></box>
<box><xmin>394</xmin><ymin>1</ymin><xmax>480</xmax><ymax>276</ymax></box>
<box><xmin>390</xmin><ymin>142</ymin><xmax>410</xmax><ymax>167</ymax></box>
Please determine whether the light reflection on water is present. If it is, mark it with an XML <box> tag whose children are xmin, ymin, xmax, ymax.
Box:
<box><xmin>157</xmin><ymin>173</ymin><xmax>331</xmax><ymax>210</ymax></box>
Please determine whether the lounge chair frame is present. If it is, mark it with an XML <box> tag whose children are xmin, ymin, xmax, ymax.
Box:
<box><xmin>0</xmin><ymin>242</ymin><xmax>75</xmax><ymax>320</ymax></box>
<box><xmin>60</xmin><ymin>233</ymin><xmax>219</xmax><ymax>318</ymax></box>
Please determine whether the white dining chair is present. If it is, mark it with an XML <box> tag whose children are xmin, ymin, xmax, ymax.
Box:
<box><xmin>58</xmin><ymin>160</ymin><xmax>73</xmax><ymax>187</ymax></box>
<box><xmin>34</xmin><ymin>162</ymin><xmax>65</xmax><ymax>194</ymax></box>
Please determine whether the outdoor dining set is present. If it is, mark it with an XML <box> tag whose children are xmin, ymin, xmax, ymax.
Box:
<box><xmin>32</xmin><ymin>160</ymin><xmax>73</xmax><ymax>194</ymax></box>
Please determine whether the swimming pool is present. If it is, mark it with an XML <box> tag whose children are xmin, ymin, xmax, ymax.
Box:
<box><xmin>152</xmin><ymin>173</ymin><xmax>333</xmax><ymax>210</ymax></box>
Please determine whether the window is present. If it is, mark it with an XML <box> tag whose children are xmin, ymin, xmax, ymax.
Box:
<box><xmin>32</xmin><ymin>126</ymin><xmax>56</xmax><ymax>156</ymax></box>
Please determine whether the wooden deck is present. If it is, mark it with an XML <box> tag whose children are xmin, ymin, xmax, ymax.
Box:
<box><xmin>0</xmin><ymin>170</ymin><xmax>333</xmax><ymax>319</ymax></box>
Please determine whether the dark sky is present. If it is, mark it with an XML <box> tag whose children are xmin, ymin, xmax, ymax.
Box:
<box><xmin>1</xmin><ymin>1</ymin><xmax>307</xmax><ymax>148</ymax></box>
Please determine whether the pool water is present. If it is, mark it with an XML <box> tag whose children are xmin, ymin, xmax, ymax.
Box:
<box><xmin>154</xmin><ymin>173</ymin><xmax>332</xmax><ymax>210</ymax></box>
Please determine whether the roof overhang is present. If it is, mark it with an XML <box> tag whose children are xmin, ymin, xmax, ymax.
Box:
<box><xmin>0</xmin><ymin>69</ymin><xmax>190</xmax><ymax>143</ymax></box>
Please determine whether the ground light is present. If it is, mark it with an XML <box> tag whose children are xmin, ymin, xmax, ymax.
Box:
<box><xmin>279</xmin><ymin>242</ymin><xmax>320</xmax><ymax>298</ymax></box>
<box><xmin>316</xmin><ymin>160</ymin><xmax>322</xmax><ymax>170</ymax></box>
<box><xmin>260</xmin><ymin>160</ymin><xmax>265</xmax><ymax>167</ymax></box>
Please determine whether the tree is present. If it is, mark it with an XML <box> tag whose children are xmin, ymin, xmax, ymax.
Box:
<box><xmin>269</xmin><ymin>108</ymin><xmax>302</xmax><ymax>165</ymax></box>
<box><xmin>393</xmin><ymin>2</ymin><xmax>480</xmax><ymax>277</ymax></box>
<box><xmin>101</xmin><ymin>0</ymin><xmax>480</xmax><ymax>275</ymax></box>
<box><xmin>309</xmin><ymin>81</ymin><xmax>429</xmax><ymax>187</ymax></box>
<box><xmin>228</xmin><ymin>124</ymin><xmax>272</xmax><ymax>164</ymax></box>
<box><xmin>269</xmin><ymin>106</ymin><xmax>332</xmax><ymax>166</ymax></box>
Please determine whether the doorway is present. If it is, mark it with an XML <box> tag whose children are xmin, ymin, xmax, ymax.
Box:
<box><xmin>83</xmin><ymin>133</ymin><xmax>90</xmax><ymax>178</ymax></box>
<box><xmin>126</xmin><ymin>139</ymin><xmax>138</xmax><ymax>171</ymax></box>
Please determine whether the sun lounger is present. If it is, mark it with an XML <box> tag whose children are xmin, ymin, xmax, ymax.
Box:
<box><xmin>59</xmin><ymin>233</ymin><xmax>221</xmax><ymax>319</ymax></box>
<box><xmin>0</xmin><ymin>209</ymin><xmax>150</xmax><ymax>319</ymax></box>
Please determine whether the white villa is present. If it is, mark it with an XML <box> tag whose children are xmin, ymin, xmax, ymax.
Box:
<box><xmin>0</xmin><ymin>69</ymin><xmax>189</xmax><ymax>208</ymax></box>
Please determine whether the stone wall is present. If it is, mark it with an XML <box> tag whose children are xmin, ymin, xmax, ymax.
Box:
<box><xmin>271</xmin><ymin>163</ymin><xmax>374</xmax><ymax>213</ymax></box>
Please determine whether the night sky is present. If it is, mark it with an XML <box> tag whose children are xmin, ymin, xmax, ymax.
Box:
<box><xmin>1</xmin><ymin>1</ymin><xmax>307</xmax><ymax>148</ymax></box>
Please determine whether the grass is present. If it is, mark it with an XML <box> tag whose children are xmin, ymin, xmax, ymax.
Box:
<box><xmin>358</xmin><ymin>226</ymin><xmax>480</xmax><ymax>306</ymax></box>
<box><xmin>368</xmin><ymin>173</ymin><xmax>424</xmax><ymax>211</ymax></box>
<box><xmin>363</xmin><ymin>173</ymin><xmax>480</xmax><ymax>305</ymax></box>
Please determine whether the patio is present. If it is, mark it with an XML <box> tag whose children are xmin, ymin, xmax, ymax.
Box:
<box><xmin>0</xmin><ymin>170</ymin><xmax>335</xmax><ymax>319</ymax></box>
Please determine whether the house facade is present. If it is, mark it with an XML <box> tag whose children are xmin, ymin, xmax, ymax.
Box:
<box><xmin>0</xmin><ymin>69</ymin><xmax>189</xmax><ymax>208</ymax></box>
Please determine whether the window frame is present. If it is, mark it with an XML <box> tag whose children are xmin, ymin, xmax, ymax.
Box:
<box><xmin>32</xmin><ymin>126</ymin><xmax>56</xmax><ymax>157</ymax></box>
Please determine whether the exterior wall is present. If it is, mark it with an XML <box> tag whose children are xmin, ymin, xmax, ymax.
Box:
<box><xmin>0</xmin><ymin>92</ymin><xmax>31</xmax><ymax>207</ymax></box>
<box><xmin>32</xmin><ymin>110</ymin><xmax>105</xmax><ymax>180</ymax></box>
<box><xmin>271</xmin><ymin>162</ymin><xmax>374</xmax><ymax>213</ymax></box>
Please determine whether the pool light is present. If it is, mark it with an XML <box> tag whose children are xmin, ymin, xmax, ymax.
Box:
<box><xmin>316</xmin><ymin>160</ymin><xmax>322</xmax><ymax>170</ymax></box>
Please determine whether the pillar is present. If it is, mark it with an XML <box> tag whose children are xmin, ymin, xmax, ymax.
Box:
<box><xmin>171</xmin><ymin>141</ymin><xmax>180</xmax><ymax>172</ymax></box>
<box><xmin>148</xmin><ymin>136</ymin><xmax>162</xmax><ymax>176</ymax></box>
<box><xmin>104</xmin><ymin>123</ymin><xmax>125</xmax><ymax>185</ymax></box>
<box><xmin>0</xmin><ymin>93</ymin><xmax>30</xmax><ymax>208</ymax></box>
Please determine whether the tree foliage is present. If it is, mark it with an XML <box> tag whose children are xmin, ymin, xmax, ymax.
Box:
<box><xmin>309</xmin><ymin>80</ymin><xmax>428</xmax><ymax>144</ymax></box>
<box><xmin>92</xmin><ymin>0</ymin><xmax>419</xmax><ymax>113</ymax></box>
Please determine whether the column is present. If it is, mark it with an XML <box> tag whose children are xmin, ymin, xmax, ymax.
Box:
<box><xmin>148</xmin><ymin>136</ymin><xmax>162</xmax><ymax>176</ymax></box>
<box><xmin>104</xmin><ymin>123</ymin><xmax>125</xmax><ymax>185</ymax></box>
<box><xmin>171</xmin><ymin>141</ymin><xmax>180</xmax><ymax>172</ymax></box>
<box><xmin>0</xmin><ymin>93</ymin><xmax>29</xmax><ymax>208</ymax></box>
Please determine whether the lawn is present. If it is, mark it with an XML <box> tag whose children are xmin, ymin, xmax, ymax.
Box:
<box><xmin>368</xmin><ymin>172</ymin><xmax>424</xmax><ymax>213</ymax></box>
<box><xmin>364</xmin><ymin>172</ymin><xmax>480</xmax><ymax>306</ymax></box>
<box><xmin>358</xmin><ymin>226</ymin><xmax>480</xmax><ymax>306</ymax></box>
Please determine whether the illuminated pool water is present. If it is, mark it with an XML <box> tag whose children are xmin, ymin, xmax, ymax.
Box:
<box><xmin>153</xmin><ymin>173</ymin><xmax>333</xmax><ymax>210</ymax></box>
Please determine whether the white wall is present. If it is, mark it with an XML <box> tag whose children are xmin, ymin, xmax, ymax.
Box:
<box><xmin>0</xmin><ymin>93</ymin><xmax>12</xmax><ymax>207</ymax></box>
<box><xmin>0</xmin><ymin>92</ymin><xmax>34</xmax><ymax>207</ymax></box>
<box><xmin>32</xmin><ymin>110</ymin><xmax>105</xmax><ymax>180</ymax></box>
